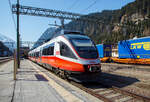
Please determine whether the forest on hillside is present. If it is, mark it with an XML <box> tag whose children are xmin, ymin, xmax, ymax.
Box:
<box><xmin>65</xmin><ymin>0</ymin><xmax>150</xmax><ymax>44</ymax></box>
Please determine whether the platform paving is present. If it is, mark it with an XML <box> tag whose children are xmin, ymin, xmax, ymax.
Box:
<box><xmin>0</xmin><ymin>60</ymin><xmax>103</xmax><ymax>102</ymax></box>
<box><xmin>0</xmin><ymin>61</ymin><xmax>14</xmax><ymax>102</ymax></box>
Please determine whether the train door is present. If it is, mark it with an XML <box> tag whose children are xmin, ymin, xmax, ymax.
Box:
<box><xmin>54</xmin><ymin>42</ymin><xmax>60</xmax><ymax>56</ymax></box>
<box><xmin>54</xmin><ymin>42</ymin><xmax>60</xmax><ymax>68</ymax></box>
<box><xmin>40</xmin><ymin>48</ymin><xmax>42</xmax><ymax>63</ymax></box>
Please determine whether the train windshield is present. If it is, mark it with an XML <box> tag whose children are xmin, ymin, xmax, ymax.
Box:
<box><xmin>70</xmin><ymin>37</ymin><xmax>98</xmax><ymax>59</ymax></box>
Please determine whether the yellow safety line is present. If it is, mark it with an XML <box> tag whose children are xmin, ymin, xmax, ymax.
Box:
<box><xmin>29</xmin><ymin>61</ymin><xmax>83</xmax><ymax>102</ymax></box>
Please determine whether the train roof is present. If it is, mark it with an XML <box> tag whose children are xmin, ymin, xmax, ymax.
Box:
<box><xmin>29</xmin><ymin>30</ymin><xmax>89</xmax><ymax>53</ymax></box>
<box><xmin>61</xmin><ymin>30</ymin><xmax>84</xmax><ymax>35</ymax></box>
<box><xmin>52</xmin><ymin>29</ymin><xmax>84</xmax><ymax>38</ymax></box>
<box><xmin>64</xmin><ymin>34</ymin><xmax>90</xmax><ymax>40</ymax></box>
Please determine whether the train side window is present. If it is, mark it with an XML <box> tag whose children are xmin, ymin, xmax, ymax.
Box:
<box><xmin>42</xmin><ymin>49</ymin><xmax>44</xmax><ymax>55</ymax></box>
<box><xmin>37</xmin><ymin>52</ymin><xmax>39</xmax><ymax>57</ymax></box>
<box><xmin>48</xmin><ymin>46</ymin><xmax>54</xmax><ymax>55</ymax></box>
<box><xmin>42</xmin><ymin>45</ymin><xmax>54</xmax><ymax>56</ymax></box>
<box><xmin>42</xmin><ymin>48</ymin><xmax>47</xmax><ymax>55</ymax></box>
<box><xmin>60</xmin><ymin>42</ymin><xmax>77</xmax><ymax>59</ymax></box>
<box><xmin>46</xmin><ymin>44</ymin><xmax>54</xmax><ymax>55</ymax></box>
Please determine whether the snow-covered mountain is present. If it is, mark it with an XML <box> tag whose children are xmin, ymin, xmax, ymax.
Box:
<box><xmin>0</xmin><ymin>33</ymin><xmax>16</xmax><ymax>52</ymax></box>
<box><xmin>32</xmin><ymin>27</ymin><xmax>57</xmax><ymax>49</ymax></box>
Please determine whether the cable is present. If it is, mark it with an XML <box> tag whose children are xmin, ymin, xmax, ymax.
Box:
<box><xmin>67</xmin><ymin>0</ymin><xmax>79</xmax><ymax>10</ymax></box>
<box><xmin>8</xmin><ymin>0</ymin><xmax>17</xmax><ymax>31</ymax></box>
<box><xmin>81</xmin><ymin>0</ymin><xmax>99</xmax><ymax>12</ymax></box>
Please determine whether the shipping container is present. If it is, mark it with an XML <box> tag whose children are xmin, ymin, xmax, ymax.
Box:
<box><xmin>118</xmin><ymin>36</ymin><xmax>150</xmax><ymax>59</ymax></box>
<box><xmin>96</xmin><ymin>44</ymin><xmax>112</xmax><ymax>58</ymax></box>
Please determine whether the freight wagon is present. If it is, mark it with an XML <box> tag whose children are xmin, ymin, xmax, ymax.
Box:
<box><xmin>96</xmin><ymin>44</ymin><xmax>112</xmax><ymax>62</ymax></box>
<box><xmin>111</xmin><ymin>36</ymin><xmax>150</xmax><ymax>65</ymax></box>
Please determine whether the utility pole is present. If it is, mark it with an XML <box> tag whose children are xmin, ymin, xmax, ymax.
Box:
<box><xmin>17</xmin><ymin>0</ymin><xmax>20</xmax><ymax>68</ymax></box>
<box><xmin>14</xmin><ymin>50</ymin><xmax>17</xmax><ymax>80</ymax></box>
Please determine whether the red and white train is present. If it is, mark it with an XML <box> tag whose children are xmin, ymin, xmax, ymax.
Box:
<box><xmin>28</xmin><ymin>30</ymin><xmax>101</xmax><ymax>82</ymax></box>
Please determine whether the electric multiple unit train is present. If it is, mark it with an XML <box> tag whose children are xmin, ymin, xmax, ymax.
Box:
<box><xmin>28</xmin><ymin>30</ymin><xmax>101</xmax><ymax>82</ymax></box>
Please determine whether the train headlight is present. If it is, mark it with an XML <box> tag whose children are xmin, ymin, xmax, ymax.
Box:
<box><xmin>89</xmin><ymin>65</ymin><xmax>101</xmax><ymax>72</ymax></box>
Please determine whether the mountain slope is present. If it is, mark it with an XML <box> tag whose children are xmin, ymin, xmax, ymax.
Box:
<box><xmin>34</xmin><ymin>0</ymin><xmax>150</xmax><ymax>48</ymax></box>
<box><xmin>0</xmin><ymin>41</ymin><xmax>13</xmax><ymax>56</ymax></box>
<box><xmin>0</xmin><ymin>33</ymin><xmax>16</xmax><ymax>52</ymax></box>
<box><xmin>65</xmin><ymin>0</ymin><xmax>150</xmax><ymax>44</ymax></box>
<box><xmin>32</xmin><ymin>27</ymin><xmax>57</xmax><ymax>49</ymax></box>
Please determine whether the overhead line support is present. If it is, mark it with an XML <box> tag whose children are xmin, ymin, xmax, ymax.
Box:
<box><xmin>12</xmin><ymin>5</ymin><xmax>103</xmax><ymax>24</ymax></box>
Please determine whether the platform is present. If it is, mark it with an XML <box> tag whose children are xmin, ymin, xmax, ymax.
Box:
<box><xmin>0</xmin><ymin>60</ymin><xmax>102</xmax><ymax>102</ymax></box>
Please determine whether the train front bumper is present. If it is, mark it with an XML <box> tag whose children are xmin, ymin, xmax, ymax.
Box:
<box><xmin>67</xmin><ymin>64</ymin><xmax>101</xmax><ymax>82</ymax></box>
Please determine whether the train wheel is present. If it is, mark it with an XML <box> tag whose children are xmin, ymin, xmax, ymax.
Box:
<box><xmin>51</xmin><ymin>67</ymin><xmax>69</xmax><ymax>80</ymax></box>
<box><xmin>59</xmin><ymin>70</ymin><xmax>69</xmax><ymax>80</ymax></box>
<box><xmin>53</xmin><ymin>67</ymin><xmax>60</xmax><ymax>75</ymax></box>
<box><xmin>59</xmin><ymin>70</ymin><xmax>65</xmax><ymax>79</ymax></box>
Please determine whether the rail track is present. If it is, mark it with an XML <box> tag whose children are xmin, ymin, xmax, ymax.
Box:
<box><xmin>0</xmin><ymin>57</ymin><xmax>13</xmax><ymax>64</ymax></box>
<box><xmin>33</xmin><ymin>61</ymin><xmax>150</xmax><ymax>102</ymax></box>
<box><xmin>102</xmin><ymin>63</ymin><xmax>150</xmax><ymax>72</ymax></box>
<box><xmin>57</xmin><ymin>71</ymin><xmax>150</xmax><ymax>102</ymax></box>
<box><xmin>71</xmin><ymin>80</ymin><xmax>150</xmax><ymax>102</ymax></box>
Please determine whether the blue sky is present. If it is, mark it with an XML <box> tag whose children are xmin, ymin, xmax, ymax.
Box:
<box><xmin>0</xmin><ymin>0</ymin><xmax>135</xmax><ymax>42</ymax></box>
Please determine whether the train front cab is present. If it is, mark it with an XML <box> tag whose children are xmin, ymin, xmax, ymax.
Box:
<box><xmin>54</xmin><ymin>34</ymin><xmax>101</xmax><ymax>82</ymax></box>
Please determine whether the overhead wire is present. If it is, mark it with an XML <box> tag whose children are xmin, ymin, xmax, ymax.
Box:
<box><xmin>81</xmin><ymin>0</ymin><xmax>99</xmax><ymax>12</ymax></box>
<box><xmin>8</xmin><ymin>0</ymin><xmax>17</xmax><ymax>31</ymax></box>
<box><xmin>67</xmin><ymin>0</ymin><xmax>79</xmax><ymax>10</ymax></box>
